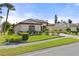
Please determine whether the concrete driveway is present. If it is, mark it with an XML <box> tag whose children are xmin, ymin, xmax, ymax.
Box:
<box><xmin>21</xmin><ymin>42</ymin><xmax>79</xmax><ymax>56</ymax></box>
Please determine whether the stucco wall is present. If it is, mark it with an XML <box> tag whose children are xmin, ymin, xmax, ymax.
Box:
<box><xmin>14</xmin><ymin>24</ymin><xmax>21</xmax><ymax>34</ymax></box>
<box><xmin>20</xmin><ymin>24</ymin><xmax>29</xmax><ymax>31</ymax></box>
<box><xmin>35</xmin><ymin>25</ymin><xmax>41</xmax><ymax>31</ymax></box>
<box><xmin>14</xmin><ymin>24</ymin><xmax>41</xmax><ymax>33</ymax></box>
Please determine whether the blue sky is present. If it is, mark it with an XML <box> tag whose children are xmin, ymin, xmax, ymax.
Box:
<box><xmin>1</xmin><ymin>3</ymin><xmax>79</xmax><ymax>24</ymax></box>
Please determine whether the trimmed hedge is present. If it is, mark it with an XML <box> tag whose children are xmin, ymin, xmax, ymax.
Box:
<box><xmin>6</xmin><ymin>34</ymin><xmax>22</xmax><ymax>42</ymax></box>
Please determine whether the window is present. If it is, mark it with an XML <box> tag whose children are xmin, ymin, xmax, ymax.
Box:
<box><xmin>29</xmin><ymin>25</ymin><xmax>35</xmax><ymax>32</ymax></box>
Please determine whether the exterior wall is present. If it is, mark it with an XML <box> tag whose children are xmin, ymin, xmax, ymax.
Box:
<box><xmin>14</xmin><ymin>24</ymin><xmax>41</xmax><ymax>34</ymax></box>
<box><xmin>42</xmin><ymin>23</ymin><xmax>47</xmax><ymax>26</ymax></box>
<box><xmin>35</xmin><ymin>25</ymin><xmax>41</xmax><ymax>31</ymax></box>
<box><xmin>70</xmin><ymin>27</ymin><xmax>77</xmax><ymax>31</ymax></box>
<box><xmin>20</xmin><ymin>24</ymin><xmax>29</xmax><ymax>31</ymax></box>
<box><xmin>14</xmin><ymin>25</ymin><xmax>21</xmax><ymax>34</ymax></box>
<box><xmin>54</xmin><ymin>23</ymin><xmax>67</xmax><ymax>31</ymax></box>
<box><xmin>47</xmin><ymin>26</ymin><xmax>54</xmax><ymax>32</ymax></box>
<box><xmin>14</xmin><ymin>24</ymin><xmax>29</xmax><ymax>33</ymax></box>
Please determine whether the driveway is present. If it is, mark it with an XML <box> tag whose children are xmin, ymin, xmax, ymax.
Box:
<box><xmin>21</xmin><ymin>42</ymin><xmax>79</xmax><ymax>56</ymax></box>
<box><xmin>59</xmin><ymin>33</ymin><xmax>79</xmax><ymax>38</ymax></box>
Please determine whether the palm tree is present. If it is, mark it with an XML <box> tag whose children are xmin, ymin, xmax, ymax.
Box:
<box><xmin>55</xmin><ymin>14</ymin><xmax>58</xmax><ymax>24</ymax></box>
<box><xmin>0</xmin><ymin>16</ymin><xmax>3</xmax><ymax>19</ymax></box>
<box><xmin>68</xmin><ymin>19</ymin><xmax>72</xmax><ymax>24</ymax></box>
<box><xmin>0</xmin><ymin>3</ymin><xmax>15</xmax><ymax>33</ymax></box>
<box><xmin>0</xmin><ymin>16</ymin><xmax>3</xmax><ymax>23</ymax></box>
<box><xmin>0</xmin><ymin>8</ymin><xmax>2</xmax><ymax>13</ymax></box>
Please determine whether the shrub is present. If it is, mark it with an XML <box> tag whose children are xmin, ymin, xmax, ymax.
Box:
<box><xmin>6</xmin><ymin>34</ymin><xmax>22</xmax><ymax>43</ymax></box>
<box><xmin>66</xmin><ymin>28</ymin><xmax>71</xmax><ymax>32</ymax></box>
<box><xmin>18</xmin><ymin>32</ymin><xmax>29</xmax><ymax>41</ymax></box>
<box><xmin>8</xmin><ymin>28</ymin><xmax>14</xmax><ymax>35</ymax></box>
<box><xmin>71</xmin><ymin>31</ymin><xmax>78</xmax><ymax>35</ymax></box>
<box><xmin>0</xmin><ymin>35</ymin><xmax>6</xmax><ymax>44</ymax></box>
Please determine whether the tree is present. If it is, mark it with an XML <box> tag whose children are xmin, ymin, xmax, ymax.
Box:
<box><xmin>2</xmin><ymin>21</ymin><xmax>12</xmax><ymax>32</ymax></box>
<box><xmin>0</xmin><ymin>16</ymin><xmax>3</xmax><ymax>24</ymax></box>
<box><xmin>8</xmin><ymin>24</ymin><xmax>15</xmax><ymax>34</ymax></box>
<box><xmin>77</xmin><ymin>27</ymin><xmax>79</xmax><ymax>32</ymax></box>
<box><xmin>0</xmin><ymin>16</ymin><xmax>3</xmax><ymax>20</ymax></box>
<box><xmin>55</xmin><ymin>14</ymin><xmax>58</xmax><ymax>24</ymax></box>
<box><xmin>68</xmin><ymin>19</ymin><xmax>72</xmax><ymax>24</ymax></box>
<box><xmin>0</xmin><ymin>3</ymin><xmax>15</xmax><ymax>33</ymax></box>
<box><xmin>0</xmin><ymin>6</ymin><xmax>2</xmax><ymax>13</ymax></box>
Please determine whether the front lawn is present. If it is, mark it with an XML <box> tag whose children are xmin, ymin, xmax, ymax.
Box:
<box><xmin>28</xmin><ymin>34</ymin><xmax>60</xmax><ymax>42</ymax></box>
<box><xmin>0</xmin><ymin>38</ymin><xmax>79</xmax><ymax>56</ymax></box>
<box><xmin>0</xmin><ymin>34</ymin><xmax>60</xmax><ymax>45</ymax></box>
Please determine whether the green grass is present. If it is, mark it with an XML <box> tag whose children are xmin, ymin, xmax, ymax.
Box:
<box><xmin>28</xmin><ymin>34</ymin><xmax>60</xmax><ymax>42</ymax></box>
<box><xmin>0</xmin><ymin>34</ymin><xmax>60</xmax><ymax>44</ymax></box>
<box><xmin>0</xmin><ymin>35</ymin><xmax>6</xmax><ymax>45</ymax></box>
<box><xmin>0</xmin><ymin>38</ymin><xmax>79</xmax><ymax>56</ymax></box>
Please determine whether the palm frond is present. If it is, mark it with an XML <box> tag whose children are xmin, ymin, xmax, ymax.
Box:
<box><xmin>0</xmin><ymin>3</ymin><xmax>15</xmax><ymax>10</ymax></box>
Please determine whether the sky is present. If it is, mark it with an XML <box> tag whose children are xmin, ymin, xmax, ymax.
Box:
<box><xmin>1</xmin><ymin>3</ymin><xmax>79</xmax><ymax>24</ymax></box>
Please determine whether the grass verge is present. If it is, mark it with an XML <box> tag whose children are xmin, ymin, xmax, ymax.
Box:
<box><xmin>0</xmin><ymin>38</ymin><xmax>79</xmax><ymax>56</ymax></box>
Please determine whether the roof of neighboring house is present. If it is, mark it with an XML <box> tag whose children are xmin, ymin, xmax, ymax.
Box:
<box><xmin>47</xmin><ymin>24</ymin><xmax>55</xmax><ymax>26</ymax></box>
<box><xmin>34</xmin><ymin>19</ymin><xmax>48</xmax><ymax>23</ymax></box>
<box><xmin>74</xmin><ymin>23</ymin><xmax>79</xmax><ymax>27</ymax></box>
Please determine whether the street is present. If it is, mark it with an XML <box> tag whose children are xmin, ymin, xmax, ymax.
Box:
<box><xmin>21</xmin><ymin>42</ymin><xmax>79</xmax><ymax>56</ymax></box>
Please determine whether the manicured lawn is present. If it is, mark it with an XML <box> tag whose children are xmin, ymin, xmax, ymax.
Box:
<box><xmin>0</xmin><ymin>38</ymin><xmax>79</xmax><ymax>56</ymax></box>
<box><xmin>0</xmin><ymin>34</ymin><xmax>60</xmax><ymax>45</ymax></box>
<box><xmin>28</xmin><ymin>34</ymin><xmax>60</xmax><ymax>42</ymax></box>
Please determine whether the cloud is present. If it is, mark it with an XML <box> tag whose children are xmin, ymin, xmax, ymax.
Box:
<box><xmin>73</xmin><ymin>3</ymin><xmax>79</xmax><ymax>6</ymax></box>
<box><xmin>23</xmin><ymin>12</ymin><xmax>44</xmax><ymax>19</ymax></box>
<box><xmin>1</xmin><ymin>12</ymin><xmax>44</xmax><ymax>24</ymax></box>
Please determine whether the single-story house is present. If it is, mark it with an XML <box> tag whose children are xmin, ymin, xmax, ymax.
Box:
<box><xmin>47</xmin><ymin>24</ymin><xmax>55</xmax><ymax>32</ymax></box>
<box><xmin>14</xmin><ymin>19</ymin><xmax>48</xmax><ymax>34</ymax></box>
<box><xmin>54</xmin><ymin>20</ymin><xmax>79</xmax><ymax>32</ymax></box>
<box><xmin>54</xmin><ymin>20</ymin><xmax>67</xmax><ymax>31</ymax></box>
<box><xmin>68</xmin><ymin>24</ymin><xmax>79</xmax><ymax>31</ymax></box>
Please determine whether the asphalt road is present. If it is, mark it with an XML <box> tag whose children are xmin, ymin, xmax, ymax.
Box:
<box><xmin>21</xmin><ymin>42</ymin><xmax>79</xmax><ymax>56</ymax></box>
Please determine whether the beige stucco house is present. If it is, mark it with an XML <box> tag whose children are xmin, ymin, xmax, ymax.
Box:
<box><xmin>54</xmin><ymin>20</ymin><xmax>79</xmax><ymax>32</ymax></box>
<box><xmin>14</xmin><ymin>19</ymin><xmax>48</xmax><ymax>34</ymax></box>
<box><xmin>47</xmin><ymin>24</ymin><xmax>55</xmax><ymax>32</ymax></box>
<box><xmin>13</xmin><ymin>19</ymin><xmax>79</xmax><ymax>34</ymax></box>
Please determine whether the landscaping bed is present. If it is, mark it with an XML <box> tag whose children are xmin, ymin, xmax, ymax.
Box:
<box><xmin>0</xmin><ymin>38</ymin><xmax>79</xmax><ymax>55</ymax></box>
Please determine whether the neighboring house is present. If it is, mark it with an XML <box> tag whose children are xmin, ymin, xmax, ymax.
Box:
<box><xmin>55</xmin><ymin>20</ymin><xmax>79</xmax><ymax>32</ymax></box>
<box><xmin>14</xmin><ymin>19</ymin><xmax>48</xmax><ymax>34</ymax></box>
<box><xmin>54</xmin><ymin>20</ymin><xmax>67</xmax><ymax>31</ymax></box>
<box><xmin>47</xmin><ymin>24</ymin><xmax>55</xmax><ymax>32</ymax></box>
<box><xmin>69</xmin><ymin>24</ymin><xmax>79</xmax><ymax>31</ymax></box>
